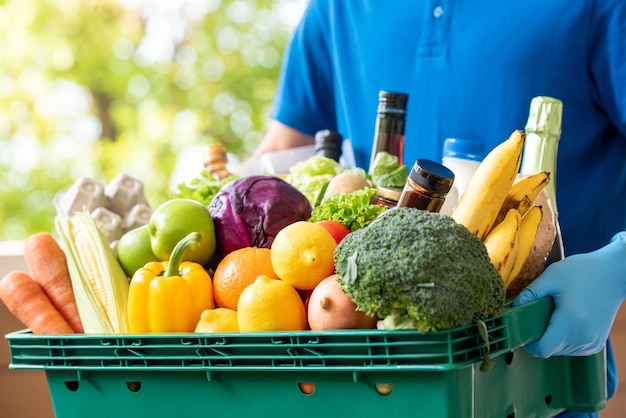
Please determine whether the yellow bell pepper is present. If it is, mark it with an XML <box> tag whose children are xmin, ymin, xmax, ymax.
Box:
<box><xmin>128</xmin><ymin>232</ymin><xmax>215</xmax><ymax>333</ymax></box>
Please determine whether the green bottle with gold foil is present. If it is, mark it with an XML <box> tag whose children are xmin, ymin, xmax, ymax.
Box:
<box><xmin>520</xmin><ymin>96</ymin><xmax>565</xmax><ymax>262</ymax></box>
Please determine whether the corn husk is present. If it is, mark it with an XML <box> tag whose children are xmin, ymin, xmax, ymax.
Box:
<box><xmin>55</xmin><ymin>210</ymin><xmax>130</xmax><ymax>334</ymax></box>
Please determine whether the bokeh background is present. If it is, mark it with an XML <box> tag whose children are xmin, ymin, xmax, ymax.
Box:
<box><xmin>0</xmin><ymin>0</ymin><xmax>306</xmax><ymax>240</ymax></box>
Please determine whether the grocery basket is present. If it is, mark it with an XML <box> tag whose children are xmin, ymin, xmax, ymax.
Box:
<box><xmin>5</xmin><ymin>297</ymin><xmax>606</xmax><ymax>418</ymax></box>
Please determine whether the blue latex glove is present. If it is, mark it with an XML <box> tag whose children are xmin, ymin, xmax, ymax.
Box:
<box><xmin>512</xmin><ymin>231</ymin><xmax>626</xmax><ymax>358</ymax></box>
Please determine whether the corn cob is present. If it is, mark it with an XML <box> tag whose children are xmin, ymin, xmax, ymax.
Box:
<box><xmin>55</xmin><ymin>210</ymin><xmax>130</xmax><ymax>334</ymax></box>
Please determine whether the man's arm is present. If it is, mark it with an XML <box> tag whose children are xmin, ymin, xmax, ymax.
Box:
<box><xmin>248</xmin><ymin>121</ymin><xmax>315</xmax><ymax>160</ymax></box>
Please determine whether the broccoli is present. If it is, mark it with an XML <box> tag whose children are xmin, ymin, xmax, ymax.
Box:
<box><xmin>334</xmin><ymin>207</ymin><xmax>505</xmax><ymax>333</ymax></box>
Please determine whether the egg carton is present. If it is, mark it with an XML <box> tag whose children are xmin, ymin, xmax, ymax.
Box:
<box><xmin>54</xmin><ymin>173</ymin><xmax>152</xmax><ymax>243</ymax></box>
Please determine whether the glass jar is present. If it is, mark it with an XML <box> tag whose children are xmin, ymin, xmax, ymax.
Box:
<box><xmin>397</xmin><ymin>159</ymin><xmax>455</xmax><ymax>212</ymax></box>
<box><xmin>376</xmin><ymin>186</ymin><xmax>402</xmax><ymax>209</ymax></box>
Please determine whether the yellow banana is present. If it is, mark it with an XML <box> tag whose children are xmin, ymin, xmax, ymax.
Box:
<box><xmin>494</xmin><ymin>171</ymin><xmax>550</xmax><ymax>225</ymax></box>
<box><xmin>451</xmin><ymin>130</ymin><xmax>525</xmax><ymax>240</ymax></box>
<box><xmin>504</xmin><ymin>205</ymin><xmax>543</xmax><ymax>289</ymax></box>
<box><xmin>483</xmin><ymin>208</ymin><xmax>521</xmax><ymax>280</ymax></box>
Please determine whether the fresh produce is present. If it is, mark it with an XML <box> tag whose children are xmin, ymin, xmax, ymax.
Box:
<box><xmin>369</xmin><ymin>151</ymin><xmax>408</xmax><ymax>188</ymax></box>
<box><xmin>494</xmin><ymin>170</ymin><xmax>551</xmax><ymax>225</ymax></box>
<box><xmin>149</xmin><ymin>198</ymin><xmax>216</xmax><ymax>265</ymax></box>
<box><xmin>284</xmin><ymin>156</ymin><xmax>348</xmax><ymax>206</ymax></box>
<box><xmin>172</xmin><ymin>169</ymin><xmax>239</xmax><ymax>207</ymax></box>
<box><xmin>309</xmin><ymin>188</ymin><xmax>386</xmax><ymax>231</ymax></box>
<box><xmin>208</xmin><ymin>175</ymin><xmax>312</xmax><ymax>265</ymax></box>
<box><xmin>322</xmin><ymin>172</ymin><xmax>371</xmax><ymax>201</ymax></box>
<box><xmin>212</xmin><ymin>247</ymin><xmax>279</xmax><ymax>310</ymax></box>
<box><xmin>270</xmin><ymin>221</ymin><xmax>337</xmax><ymax>291</ymax></box>
<box><xmin>482</xmin><ymin>208</ymin><xmax>522</xmax><ymax>279</ymax></box>
<box><xmin>55</xmin><ymin>210</ymin><xmax>130</xmax><ymax>334</ymax></box>
<box><xmin>316</xmin><ymin>220</ymin><xmax>351</xmax><ymax>244</ymax></box>
<box><xmin>334</xmin><ymin>207</ymin><xmax>505</xmax><ymax>332</ymax></box>
<box><xmin>23</xmin><ymin>232</ymin><xmax>84</xmax><ymax>333</ymax></box>
<box><xmin>451</xmin><ymin>130</ymin><xmax>525</xmax><ymax>240</ymax></box>
<box><xmin>506</xmin><ymin>190</ymin><xmax>556</xmax><ymax>296</ymax></box>
<box><xmin>128</xmin><ymin>232</ymin><xmax>214</xmax><ymax>333</ymax></box>
<box><xmin>505</xmin><ymin>205</ymin><xmax>543</xmax><ymax>287</ymax></box>
<box><xmin>116</xmin><ymin>224</ymin><xmax>159</xmax><ymax>278</ymax></box>
<box><xmin>450</xmin><ymin>132</ymin><xmax>552</xmax><ymax>295</ymax></box>
<box><xmin>237</xmin><ymin>275</ymin><xmax>307</xmax><ymax>332</ymax></box>
<box><xmin>0</xmin><ymin>271</ymin><xmax>75</xmax><ymax>334</ymax></box>
<box><xmin>307</xmin><ymin>274</ymin><xmax>377</xmax><ymax>331</ymax></box>
<box><xmin>195</xmin><ymin>308</ymin><xmax>239</xmax><ymax>333</ymax></box>
<box><xmin>6</xmin><ymin>127</ymin><xmax>556</xmax><ymax>337</ymax></box>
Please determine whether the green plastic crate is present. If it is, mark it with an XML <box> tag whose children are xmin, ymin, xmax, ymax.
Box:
<box><xmin>5</xmin><ymin>297</ymin><xmax>606</xmax><ymax>418</ymax></box>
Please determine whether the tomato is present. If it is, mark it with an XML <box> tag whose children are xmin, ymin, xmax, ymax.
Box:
<box><xmin>316</xmin><ymin>220</ymin><xmax>351</xmax><ymax>244</ymax></box>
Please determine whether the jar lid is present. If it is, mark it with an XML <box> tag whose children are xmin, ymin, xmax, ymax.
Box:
<box><xmin>443</xmin><ymin>138</ymin><xmax>485</xmax><ymax>162</ymax></box>
<box><xmin>376</xmin><ymin>186</ymin><xmax>402</xmax><ymax>201</ymax></box>
<box><xmin>409</xmin><ymin>159</ymin><xmax>455</xmax><ymax>194</ymax></box>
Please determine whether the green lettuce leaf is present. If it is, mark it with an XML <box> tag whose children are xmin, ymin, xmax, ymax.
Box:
<box><xmin>370</xmin><ymin>152</ymin><xmax>409</xmax><ymax>188</ymax></box>
<box><xmin>309</xmin><ymin>188</ymin><xmax>387</xmax><ymax>231</ymax></box>
<box><xmin>285</xmin><ymin>156</ymin><xmax>346</xmax><ymax>206</ymax></box>
<box><xmin>172</xmin><ymin>171</ymin><xmax>239</xmax><ymax>207</ymax></box>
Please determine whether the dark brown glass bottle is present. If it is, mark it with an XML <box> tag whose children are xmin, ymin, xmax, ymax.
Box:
<box><xmin>397</xmin><ymin>159</ymin><xmax>455</xmax><ymax>212</ymax></box>
<box><xmin>368</xmin><ymin>90</ymin><xmax>408</xmax><ymax>171</ymax></box>
<box><xmin>314</xmin><ymin>129</ymin><xmax>343</xmax><ymax>162</ymax></box>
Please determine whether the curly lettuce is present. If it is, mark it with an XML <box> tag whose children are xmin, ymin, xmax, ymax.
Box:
<box><xmin>309</xmin><ymin>188</ymin><xmax>386</xmax><ymax>231</ymax></box>
<box><xmin>285</xmin><ymin>156</ymin><xmax>371</xmax><ymax>207</ymax></box>
<box><xmin>172</xmin><ymin>170</ymin><xmax>239</xmax><ymax>207</ymax></box>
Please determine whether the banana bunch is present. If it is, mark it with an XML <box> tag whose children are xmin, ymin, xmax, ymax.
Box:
<box><xmin>451</xmin><ymin>130</ymin><xmax>551</xmax><ymax>291</ymax></box>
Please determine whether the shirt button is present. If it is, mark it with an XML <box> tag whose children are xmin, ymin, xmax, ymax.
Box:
<box><xmin>433</xmin><ymin>6</ymin><xmax>444</xmax><ymax>18</ymax></box>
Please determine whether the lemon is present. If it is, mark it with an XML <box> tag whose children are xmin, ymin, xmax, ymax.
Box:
<box><xmin>237</xmin><ymin>275</ymin><xmax>307</xmax><ymax>332</ymax></box>
<box><xmin>270</xmin><ymin>221</ymin><xmax>337</xmax><ymax>290</ymax></box>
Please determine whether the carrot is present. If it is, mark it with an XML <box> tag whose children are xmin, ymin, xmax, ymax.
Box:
<box><xmin>0</xmin><ymin>271</ymin><xmax>74</xmax><ymax>334</ymax></box>
<box><xmin>23</xmin><ymin>232</ymin><xmax>84</xmax><ymax>333</ymax></box>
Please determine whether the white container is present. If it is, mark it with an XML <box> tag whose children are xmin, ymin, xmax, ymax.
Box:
<box><xmin>258</xmin><ymin>145</ymin><xmax>317</xmax><ymax>175</ymax></box>
<box><xmin>439</xmin><ymin>138</ymin><xmax>484</xmax><ymax>216</ymax></box>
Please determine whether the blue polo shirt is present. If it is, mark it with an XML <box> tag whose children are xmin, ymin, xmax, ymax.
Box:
<box><xmin>271</xmin><ymin>0</ymin><xmax>626</xmax><ymax>414</ymax></box>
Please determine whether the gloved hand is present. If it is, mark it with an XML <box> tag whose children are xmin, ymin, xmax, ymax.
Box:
<box><xmin>512</xmin><ymin>231</ymin><xmax>626</xmax><ymax>358</ymax></box>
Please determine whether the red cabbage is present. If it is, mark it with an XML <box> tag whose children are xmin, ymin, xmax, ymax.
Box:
<box><xmin>208</xmin><ymin>175</ymin><xmax>312</xmax><ymax>265</ymax></box>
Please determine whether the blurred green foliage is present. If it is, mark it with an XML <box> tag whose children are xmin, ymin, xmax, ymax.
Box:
<box><xmin>0</xmin><ymin>0</ymin><xmax>300</xmax><ymax>240</ymax></box>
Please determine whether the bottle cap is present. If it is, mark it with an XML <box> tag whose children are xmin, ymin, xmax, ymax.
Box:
<box><xmin>443</xmin><ymin>138</ymin><xmax>485</xmax><ymax>162</ymax></box>
<box><xmin>378</xmin><ymin>90</ymin><xmax>408</xmax><ymax>114</ymax></box>
<box><xmin>409</xmin><ymin>159</ymin><xmax>455</xmax><ymax>195</ymax></box>
<box><xmin>314</xmin><ymin>129</ymin><xmax>343</xmax><ymax>161</ymax></box>
<box><xmin>525</xmin><ymin>96</ymin><xmax>563</xmax><ymax>137</ymax></box>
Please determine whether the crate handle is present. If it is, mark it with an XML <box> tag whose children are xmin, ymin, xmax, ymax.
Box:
<box><xmin>500</xmin><ymin>296</ymin><xmax>554</xmax><ymax>349</ymax></box>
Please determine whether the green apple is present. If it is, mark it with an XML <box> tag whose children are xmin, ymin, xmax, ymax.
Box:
<box><xmin>116</xmin><ymin>224</ymin><xmax>160</xmax><ymax>278</ymax></box>
<box><xmin>149</xmin><ymin>198</ymin><xmax>216</xmax><ymax>265</ymax></box>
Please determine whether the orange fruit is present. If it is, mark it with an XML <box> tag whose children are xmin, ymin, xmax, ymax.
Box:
<box><xmin>270</xmin><ymin>221</ymin><xmax>337</xmax><ymax>290</ymax></box>
<box><xmin>213</xmin><ymin>247</ymin><xmax>279</xmax><ymax>310</ymax></box>
<box><xmin>195</xmin><ymin>308</ymin><xmax>239</xmax><ymax>333</ymax></box>
<box><xmin>237</xmin><ymin>275</ymin><xmax>307</xmax><ymax>332</ymax></box>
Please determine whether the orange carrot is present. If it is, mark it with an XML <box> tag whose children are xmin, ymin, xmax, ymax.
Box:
<box><xmin>23</xmin><ymin>232</ymin><xmax>84</xmax><ymax>333</ymax></box>
<box><xmin>0</xmin><ymin>271</ymin><xmax>74</xmax><ymax>334</ymax></box>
